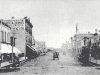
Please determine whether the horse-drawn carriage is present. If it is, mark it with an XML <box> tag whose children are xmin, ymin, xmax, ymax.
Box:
<box><xmin>53</xmin><ymin>51</ymin><xmax>59</xmax><ymax>60</ymax></box>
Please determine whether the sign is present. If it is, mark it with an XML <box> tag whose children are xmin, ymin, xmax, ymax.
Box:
<box><xmin>4</xmin><ymin>19</ymin><xmax>24</xmax><ymax>25</ymax></box>
<box><xmin>3</xmin><ymin>19</ymin><xmax>25</xmax><ymax>30</ymax></box>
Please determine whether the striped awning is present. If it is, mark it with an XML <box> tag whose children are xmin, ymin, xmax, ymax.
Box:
<box><xmin>1</xmin><ymin>44</ymin><xmax>12</xmax><ymax>53</ymax></box>
<box><xmin>0</xmin><ymin>43</ymin><xmax>21</xmax><ymax>53</ymax></box>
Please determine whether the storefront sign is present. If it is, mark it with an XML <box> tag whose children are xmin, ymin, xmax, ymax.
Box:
<box><xmin>3</xmin><ymin>19</ymin><xmax>25</xmax><ymax>30</ymax></box>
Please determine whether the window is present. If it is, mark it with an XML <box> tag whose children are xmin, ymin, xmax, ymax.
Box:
<box><xmin>5</xmin><ymin>32</ymin><xmax>6</xmax><ymax>43</ymax></box>
<box><xmin>0</xmin><ymin>31</ymin><xmax>2</xmax><ymax>42</ymax></box>
<box><xmin>84</xmin><ymin>40</ymin><xmax>86</xmax><ymax>46</ymax></box>
<box><xmin>1</xmin><ymin>31</ymin><xmax>7</xmax><ymax>43</ymax></box>
<box><xmin>7</xmin><ymin>32</ymin><xmax>10</xmax><ymax>43</ymax></box>
<box><xmin>10</xmin><ymin>37</ymin><xmax>15</xmax><ymax>46</ymax></box>
<box><xmin>2</xmin><ymin>31</ymin><xmax>4</xmax><ymax>43</ymax></box>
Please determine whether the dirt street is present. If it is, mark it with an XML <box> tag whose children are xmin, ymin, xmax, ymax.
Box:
<box><xmin>1</xmin><ymin>51</ymin><xmax>100</xmax><ymax>75</ymax></box>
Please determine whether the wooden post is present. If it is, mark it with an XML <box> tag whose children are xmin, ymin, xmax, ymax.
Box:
<box><xmin>76</xmin><ymin>24</ymin><xmax>78</xmax><ymax>53</ymax></box>
<box><xmin>0</xmin><ymin>21</ymin><xmax>2</xmax><ymax>67</ymax></box>
<box><xmin>12</xmin><ymin>34</ymin><xmax>14</xmax><ymax>64</ymax></box>
<box><xmin>12</xmin><ymin>21</ymin><xmax>15</xmax><ymax>64</ymax></box>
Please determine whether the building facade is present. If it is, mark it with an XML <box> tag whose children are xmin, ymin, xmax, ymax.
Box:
<box><xmin>3</xmin><ymin>17</ymin><xmax>33</xmax><ymax>56</ymax></box>
<box><xmin>32</xmin><ymin>40</ymin><xmax>47</xmax><ymax>54</ymax></box>
<box><xmin>0</xmin><ymin>20</ymin><xmax>12</xmax><ymax>54</ymax></box>
<box><xmin>0</xmin><ymin>20</ymin><xmax>11</xmax><ymax>45</ymax></box>
<box><xmin>71</xmin><ymin>33</ymin><xmax>100</xmax><ymax>55</ymax></box>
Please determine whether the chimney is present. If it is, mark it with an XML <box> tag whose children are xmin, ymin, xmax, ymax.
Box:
<box><xmin>12</xmin><ymin>16</ymin><xmax>14</xmax><ymax>19</ymax></box>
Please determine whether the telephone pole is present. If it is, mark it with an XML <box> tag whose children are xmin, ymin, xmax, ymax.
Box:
<box><xmin>12</xmin><ymin>21</ymin><xmax>15</xmax><ymax>64</ymax></box>
<box><xmin>11</xmin><ymin>21</ymin><xmax>20</xmax><ymax>63</ymax></box>
<box><xmin>76</xmin><ymin>24</ymin><xmax>78</xmax><ymax>51</ymax></box>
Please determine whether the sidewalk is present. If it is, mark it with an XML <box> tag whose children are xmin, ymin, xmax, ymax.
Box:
<box><xmin>0</xmin><ymin>57</ymin><xmax>28</xmax><ymax>68</ymax></box>
<box><xmin>0</xmin><ymin>61</ymin><xmax>12</xmax><ymax>68</ymax></box>
<box><xmin>90</xmin><ymin>57</ymin><xmax>100</xmax><ymax>66</ymax></box>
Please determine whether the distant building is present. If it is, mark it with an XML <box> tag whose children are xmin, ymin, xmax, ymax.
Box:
<box><xmin>71</xmin><ymin>33</ymin><xmax>100</xmax><ymax>54</ymax></box>
<box><xmin>71</xmin><ymin>34</ymin><xmax>92</xmax><ymax>49</ymax></box>
<box><xmin>62</xmin><ymin>41</ymin><xmax>71</xmax><ymax>51</ymax></box>
<box><xmin>2</xmin><ymin>17</ymin><xmax>34</xmax><ymax>57</ymax></box>
<box><xmin>31</xmin><ymin>40</ymin><xmax>46</xmax><ymax>54</ymax></box>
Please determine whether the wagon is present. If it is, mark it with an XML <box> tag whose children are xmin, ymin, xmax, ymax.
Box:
<box><xmin>0</xmin><ymin>53</ymin><xmax>20</xmax><ymax>69</ymax></box>
<box><xmin>53</xmin><ymin>52</ymin><xmax>59</xmax><ymax>60</ymax></box>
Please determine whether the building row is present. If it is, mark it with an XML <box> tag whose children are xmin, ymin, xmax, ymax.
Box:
<box><xmin>71</xmin><ymin>31</ymin><xmax>100</xmax><ymax>55</ymax></box>
<box><xmin>0</xmin><ymin>17</ymin><xmax>46</xmax><ymax>60</ymax></box>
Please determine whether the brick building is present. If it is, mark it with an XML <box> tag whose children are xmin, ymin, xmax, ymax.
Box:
<box><xmin>0</xmin><ymin>20</ymin><xmax>21</xmax><ymax>54</ymax></box>
<box><xmin>3</xmin><ymin>17</ymin><xmax>33</xmax><ymax>57</ymax></box>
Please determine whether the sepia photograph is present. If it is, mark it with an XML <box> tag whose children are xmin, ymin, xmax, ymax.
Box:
<box><xmin>0</xmin><ymin>0</ymin><xmax>100</xmax><ymax>75</ymax></box>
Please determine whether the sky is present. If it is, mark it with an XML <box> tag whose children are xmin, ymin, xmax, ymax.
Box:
<box><xmin>0</xmin><ymin>0</ymin><xmax>100</xmax><ymax>48</ymax></box>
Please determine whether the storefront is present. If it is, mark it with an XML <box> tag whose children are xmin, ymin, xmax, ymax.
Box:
<box><xmin>26</xmin><ymin>45</ymin><xmax>37</xmax><ymax>58</ymax></box>
<box><xmin>0</xmin><ymin>43</ymin><xmax>21</xmax><ymax>54</ymax></box>
<box><xmin>0</xmin><ymin>43</ymin><xmax>22</xmax><ymax>63</ymax></box>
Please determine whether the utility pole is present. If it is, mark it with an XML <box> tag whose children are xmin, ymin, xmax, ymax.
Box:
<box><xmin>12</xmin><ymin>21</ymin><xmax>15</xmax><ymax>64</ymax></box>
<box><xmin>11</xmin><ymin>20</ymin><xmax>18</xmax><ymax>63</ymax></box>
<box><xmin>0</xmin><ymin>20</ymin><xmax>2</xmax><ymax>54</ymax></box>
<box><xmin>11</xmin><ymin>19</ymin><xmax>19</xmax><ymax>63</ymax></box>
<box><xmin>76</xmin><ymin>24</ymin><xmax>78</xmax><ymax>52</ymax></box>
<box><xmin>0</xmin><ymin>20</ymin><xmax>2</xmax><ymax>67</ymax></box>
<box><xmin>12</xmin><ymin>31</ymin><xmax>14</xmax><ymax>63</ymax></box>
<box><xmin>25</xmin><ymin>33</ymin><xmax>27</xmax><ymax>60</ymax></box>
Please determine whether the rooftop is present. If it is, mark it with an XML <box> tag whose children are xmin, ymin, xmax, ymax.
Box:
<box><xmin>0</xmin><ymin>20</ymin><xmax>11</xmax><ymax>29</ymax></box>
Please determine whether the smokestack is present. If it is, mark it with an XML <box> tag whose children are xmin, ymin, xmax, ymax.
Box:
<box><xmin>95</xmin><ymin>29</ymin><xmax>97</xmax><ymax>33</ymax></box>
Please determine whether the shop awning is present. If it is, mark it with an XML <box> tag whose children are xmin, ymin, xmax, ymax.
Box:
<box><xmin>1</xmin><ymin>44</ymin><xmax>12</xmax><ymax>53</ymax></box>
<box><xmin>0</xmin><ymin>43</ymin><xmax>21</xmax><ymax>54</ymax></box>
<box><xmin>7</xmin><ymin>45</ymin><xmax>21</xmax><ymax>53</ymax></box>
<box><xmin>31</xmin><ymin>46</ymin><xmax>38</xmax><ymax>51</ymax></box>
<box><xmin>27</xmin><ymin>45</ymin><xmax>35</xmax><ymax>51</ymax></box>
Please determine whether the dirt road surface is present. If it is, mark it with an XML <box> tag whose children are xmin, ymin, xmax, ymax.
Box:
<box><xmin>0</xmin><ymin>51</ymin><xmax>100</xmax><ymax>75</ymax></box>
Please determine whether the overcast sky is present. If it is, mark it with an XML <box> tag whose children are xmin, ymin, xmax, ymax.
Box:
<box><xmin>0</xmin><ymin>0</ymin><xmax>100</xmax><ymax>48</ymax></box>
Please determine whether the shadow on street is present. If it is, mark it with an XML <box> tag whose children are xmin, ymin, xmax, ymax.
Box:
<box><xmin>0</xmin><ymin>68</ymin><xmax>20</xmax><ymax>73</ymax></box>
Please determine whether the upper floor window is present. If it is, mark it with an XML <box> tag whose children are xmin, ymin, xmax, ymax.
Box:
<box><xmin>7</xmin><ymin>32</ymin><xmax>10</xmax><ymax>43</ymax></box>
<box><xmin>1</xmin><ymin>31</ymin><xmax>11</xmax><ymax>44</ymax></box>
<box><xmin>2</xmin><ymin>31</ymin><xmax>6</xmax><ymax>43</ymax></box>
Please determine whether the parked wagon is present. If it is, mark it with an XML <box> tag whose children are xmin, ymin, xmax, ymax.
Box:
<box><xmin>0</xmin><ymin>53</ymin><xmax>21</xmax><ymax>69</ymax></box>
<box><xmin>53</xmin><ymin>51</ymin><xmax>59</xmax><ymax>60</ymax></box>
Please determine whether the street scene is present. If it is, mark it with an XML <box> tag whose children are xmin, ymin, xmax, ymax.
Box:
<box><xmin>1</xmin><ymin>50</ymin><xmax>100</xmax><ymax>75</ymax></box>
<box><xmin>1</xmin><ymin>0</ymin><xmax>100</xmax><ymax>75</ymax></box>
